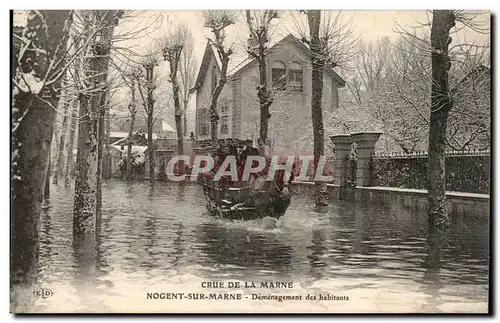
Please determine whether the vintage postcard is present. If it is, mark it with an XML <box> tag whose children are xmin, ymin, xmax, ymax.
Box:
<box><xmin>10</xmin><ymin>9</ymin><xmax>490</xmax><ymax>314</ymax></box>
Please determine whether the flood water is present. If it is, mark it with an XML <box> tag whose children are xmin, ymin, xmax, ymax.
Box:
<box><xmin>31</xmin><ymin>179</ymin><xmax>489</xmax><ymax>313</ymax></box>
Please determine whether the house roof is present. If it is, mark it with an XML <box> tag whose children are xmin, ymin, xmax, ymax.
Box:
<box><xmin>161</xmin><ymin>120</ymin><xmax>175</xmax><ymax>132</ymax></box>
<box><xmin>109</xmin><ymin>131</ymin><xmax>130</xmax><ymax>138</ymax></box>
<box><xmin>192</xmin><ymin>34</ymin><xmax>346</xmax><ymax>92</ymax></box>
<box><xmin>110</xmin><ymin>132</ymin><xmax>158</xmax><ymax>146</ymax></box>
<box><xmin>110</xmin><ymin>144</ymin><xmax>148</xmax><ymax>155</ymax></box>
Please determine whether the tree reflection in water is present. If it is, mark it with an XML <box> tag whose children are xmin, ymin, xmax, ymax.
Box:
<box><xmin>72</xmin><ymin>234</ymin><xmax>102</xmax><ymax>311</ymax></box>
<box><xmin>307</xmin><ymin>229</ymin><xmax>328</xmax><ymax>280</ymax></box>
<box><xmin>420</xmin><ymin>227</ymin><xmax>447</xmax><ymax>312</ymax></box>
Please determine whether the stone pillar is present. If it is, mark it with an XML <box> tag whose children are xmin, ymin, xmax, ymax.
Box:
<box><xmin>350</xmin><ymin>132</ymin><xmax>382</xmax><ymax>187</ymax></box>
<box><xmin>331</xmin><ymin>134</ymin><xmax>353</xmax><ymax>198</ymax></box>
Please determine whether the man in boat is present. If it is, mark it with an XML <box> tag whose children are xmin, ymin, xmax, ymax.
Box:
<box><xmin>226</xmin><ymin>138</ymin><xmax>238</xmax><ymax>156</ymax></box>
<box><xmin>216</xmin><ymin>139</ymin><xmax>226</xmax><ymax>155</ymax></box>
<box><xmin>230</xmin><ymin>157</ymin><xmax>295</xmax><ymax>217</ymax></box>
<box><xmin>241</xmin><ymin>139</ymin><xmax>259</xmax><ymax>159</ymax></box>
<box><xmin>234</xmin><ymin>138</ymin><xmax>242</xmax><ymax>155</ymax></box>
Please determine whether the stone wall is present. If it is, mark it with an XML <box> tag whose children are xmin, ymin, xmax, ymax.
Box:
<box><xmin>290</xmin><ymin>182</ymin><xmax>489</xmax><ymax>219</ymax></box>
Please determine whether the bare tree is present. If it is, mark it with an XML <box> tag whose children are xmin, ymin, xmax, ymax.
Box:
<box><xmin>11</xmin><ymin>9</ymin><xmax>72</xmax><ymax>308</ymax></box>
<box><xmin>136</xmin><ymin>52</ymin><xmax>160</xmax><ymax>183</ymax></box>
<box><xmin>344</xmin><ymin>26</ymin><xmax>489</xmax><ymax>155</ymax></box>
<box><xmin>121</xmin><ymin>70</ymin><xmax>139</xmax><ymax>180</ymax></box>
<box><xmin>64</xmin><ymin>98</ymin><xmax>79</xmax><ymax>187</ymax></box>
<box><xmin>73</xmin><ymin>10</ymin><xmax>121</xmax><ymax>247</ymax></box>
<box><xmin>295</xmin><ymin>10</ymin><xmax>358</xmax><ymax>206</ymax></box>
<box><xmin>389</xmin><ymin>10</ymin><xmax>489</xmax><ymax>230</ymax></box>
<box><xmin>427</xmin><ymin>10</ymin><xmax>457</xmax><ymax>230</ymax></box>
<box><xmin>162</xmin><ymin>24</ymin><xmax>188</xmax><ymax>175</ymax></box>
<box><xmin>345</xmin><ymin>37</ymin><xmax>392</xmax><ymax>105</ymax></box>
<box><xmin>52</xmin><ymin>76</ymin><xmax>74</xmax><ymax>184</ymax></box>
<box><xmin>202</xmin><ymin>10</ymin><xmax>236</xmax><ymax>144</ymax></box>
<box><xmin>178</xmin><ymin>29</ymin><xmax>197</xmax><ymax>137</ymax></box>
<box><xmin>245</xmin><ymin>10</ymin><xmax>279</xmax><ymax>143</ymax></box>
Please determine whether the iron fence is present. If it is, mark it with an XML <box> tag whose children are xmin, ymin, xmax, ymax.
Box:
<box><xmin>370</xmin><ymin>149</ymin><xmax>490</xmax><ymax>194</ymax></box>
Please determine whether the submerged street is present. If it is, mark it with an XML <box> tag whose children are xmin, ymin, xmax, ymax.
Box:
<box><xmin>32</xmin><ymin>180</ymin><xmax>489</xmax><ymax>313</ymax></box>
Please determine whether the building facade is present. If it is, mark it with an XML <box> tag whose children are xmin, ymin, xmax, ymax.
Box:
<box><xmin>192</xmin><ymin>34</ymin><xmax>346</xmax><ymax>154</ymax></box>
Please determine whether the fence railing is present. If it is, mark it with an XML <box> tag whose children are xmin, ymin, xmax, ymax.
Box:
<box><xmin>370</xmin><ymin>149</ymin><xmax>490</xmax><ymax>194</ymax></box>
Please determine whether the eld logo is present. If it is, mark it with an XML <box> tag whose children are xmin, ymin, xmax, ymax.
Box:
<box><xmin>33</xmin><ymin>288</ymin><xmax>53</xmax><ymax>299</ymax></box>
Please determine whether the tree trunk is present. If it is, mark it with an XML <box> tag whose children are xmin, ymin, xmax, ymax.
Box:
<box><xmin>257</xmin><ymin>45</ymin><xmax>272</xmax><ymax>142</ymax></box>
<box><xmin>73</xmin><ymin>91</ymin><xmax>98</xmax><ymax>246</ymax></box>
<box><xmin>169</xmin><ymin>55</ymin><xmax>184</xmax><ymax>175</ymax></box>
<box><xmin>183</xmin><ymin>104</ymin><xmax>188</xmax><ymax>137</ymax></box>
<box><xmin>53</xmin><ymin>97</ymin><xmax>70</xmax><ymax>185</ymax></box>
<box><xmin>44</xmin><ymin>149</ymin><xmax>51</xmax><ymax>199</ymax></box>
<box><xmin>103</xmin><ymin>106</ymin><xmax>112</xmax><ymax>179</ymax></box>
<box><xmin>11</xmin><ymin>10</ymin><xmax>71</xmax><ymax>310</ymax></box>
<box><xmin>175</xmin><ymin>112</ymin><xmax>184</xmax><ymax>175</ymax></box>
<box><xmin>148</xmin><ymin>113</ymin><xmax>154</xmax><ymax>183</ymax></box>
<box><xmin>308</xmin><ymin>10</ymin><xmax>328</xmax><ymax>206</ymax></box>
<box><xmin>127</xmin><ymin>79</ymin><xmax>137</xmax><ymax>180</ymax></box>
<box><xmin>74</xmin><ymin>10</ymin><xmax>118</xmax><ymax>245</ymax></box>
<box><xmin>209</xmin><ymin>53</ymin><xmax>230</xmax><ymax>144</ymax></box>
<box><xmin>64</xmin><ymin>99</ymin><xmax>78</xmax><ymax>187</ymax></box>
<box><xmin>126</xmin><ymin>110</ymin><xmax>136</xmax><ymax>180</ymax></box>
<box><xmin>427</xmin><ymin>10</ymin><xmax>455</xmax><ymax>230</ymax></box>
<box><xmin>143</xmin><ymin>64</ymin><xmax>156</xmax><ymax>184</ymax></box>
<box><xmin>95</xmin><ymin>12</ymin><xmax>118</xmax><ymax>235</ymax></box>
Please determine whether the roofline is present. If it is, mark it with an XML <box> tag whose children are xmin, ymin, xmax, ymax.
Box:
<box><xmin>229</xmin><ymin>34</ymin><xmax>346</xmax><ymax>88</ymax></box>
<box><xmin>192</xmin><ymin>41</ymin><xmax>222</xmax><ymax>92</ymax></box>
<box><xmin>194</xmin><ymin>34</ymin><xmax>347</xmax><ymax>91</ymax></box>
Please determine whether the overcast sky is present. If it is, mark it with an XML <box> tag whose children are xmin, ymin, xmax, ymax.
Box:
<box><xmin>121</xmin><ymin>10</ymin><xmax>490</xmax><ymax>67</ymax></box>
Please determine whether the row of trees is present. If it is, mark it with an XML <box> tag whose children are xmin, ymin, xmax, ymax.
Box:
<box><xmin>339</xmin><ymin>27</ymin><xmax>489</xmax><ymax>154</ymax></box>
<box><xmin>10</xmin><ymin>9</ymin><xmax>201</xmax><ymax>309</ymax></box>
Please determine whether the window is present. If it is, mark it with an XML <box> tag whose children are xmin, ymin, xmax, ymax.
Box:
<box><xmin>271</xmin><ymin>61</ymin><xmax>287</xmax><ymax>91</ymax></box>
<box><xmin>211</xmin><ymin>65</ymin><xmax>217</xmax><ymax>93</ymax></box>
<box><xmin>220</xmin><ymin>106</ymin><xmax>229</xmax><ymax>134</ymax></box>
<box><xmin>198</xmin><ymin>109</ymin><xmax>209</xmax><ymax>136</ymax></box>
<box><xmin>288</xmin><ymin>62</ymin><xmax>303</xmax><ymax>92</ymax></box>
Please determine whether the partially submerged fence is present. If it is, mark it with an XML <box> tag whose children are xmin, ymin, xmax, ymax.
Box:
<box><xmin>370</xmin><ymin>149</ymin><xmax>490</xmax><ymax>194</ymax></box>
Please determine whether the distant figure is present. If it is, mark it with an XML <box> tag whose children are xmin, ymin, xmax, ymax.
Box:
<box><xmin>189</xmin><ymin>132</ymin><xmax>196</xmax><ymax>141</ymax></box>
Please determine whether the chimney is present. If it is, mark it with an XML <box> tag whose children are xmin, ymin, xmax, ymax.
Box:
<box><xmin>247</xmin><ymin>34</ymin><xmax>258</xmax><ymax>59</ymax></box>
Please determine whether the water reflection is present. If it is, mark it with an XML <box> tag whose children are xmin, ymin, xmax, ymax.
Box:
<box><xmin>195</xmin><ymin>222</ymin><xmax>293</xmax><ymax>274</ymax></box>
<box><xmin>30</xmin><ymin>180</ymin><xmax>489</xmax><ymax>313</ymax></box>
<box><xmin>307</xmin><ymin>229</ymin><xmax>328</xmax><ymax>280</ymax></box>
<box><xmin>420</xmin><ymin>229</ymin><xmax>447</xmax><ymax>312</ymax></box>
<box><xmin>39</xmin><ymin>200</ymin><xmax>53</xmax><ymax>283</ymax></box>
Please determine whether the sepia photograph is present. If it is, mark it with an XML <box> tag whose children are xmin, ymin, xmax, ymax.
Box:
<box><xmin>9</xmin><ymin>6</ymin><xmax>491</xmax><ymax>315</ymax></box>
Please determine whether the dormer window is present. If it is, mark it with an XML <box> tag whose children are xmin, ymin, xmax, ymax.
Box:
<box><xmin>288</xmin><ymin>62</ymin><xmax>303</xmax><ymax>92</ymax></box>
<box><xmin>271</xmin><ymin>61</ymin><xmax>287</xmax><ymax>91</ymax></box>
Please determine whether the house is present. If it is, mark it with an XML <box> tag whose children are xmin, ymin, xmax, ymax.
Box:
<box><xmin>191</xmin><ymin>34</ymin><xmax>346</xmax><ymax>154</ymax></box>
<box><xmin>109</xmin><ymin>131</ymin><xmax>157</xmax><ymax>145</ymax></box>
<box><xmin>109</xmin><ymin>144</ymin><xmax>148</xmax><ymax>176</ymax></box>
<box><xmin>161</xmin><ymin>120</ymin><xmax>176</xmax><ymax>139</ymax></box>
